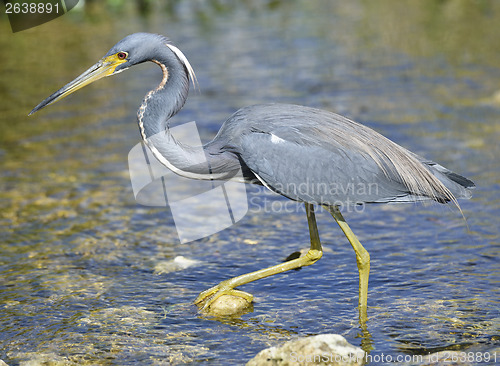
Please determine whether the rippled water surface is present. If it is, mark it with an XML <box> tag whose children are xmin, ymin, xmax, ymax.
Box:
<box><xmin>1</xmin><ymin>1</ymin><xmax>499</xmax><ymax>365</ymax></box>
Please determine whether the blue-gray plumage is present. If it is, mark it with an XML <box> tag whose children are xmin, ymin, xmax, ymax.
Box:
<box><xmin>30</xmin><ymin>33</ymin><xmax>475</xmax><ymax>321</ymax></box>
<box><xmin>208</xmin><ymin>103</ymin><xmax>474</xmax><ymax>205</ymax></box>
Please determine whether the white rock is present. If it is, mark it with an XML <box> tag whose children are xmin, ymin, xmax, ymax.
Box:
<box><xmin>246</xmin><ymin>334</ymin><xmax>366</xmax><ymax>366</ymax></box>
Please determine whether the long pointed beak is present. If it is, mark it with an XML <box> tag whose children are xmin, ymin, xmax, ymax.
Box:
<box><xmin>29</xmin><ymin>55</ymin><xmax>127</xmax><ymax>116</ymax></box>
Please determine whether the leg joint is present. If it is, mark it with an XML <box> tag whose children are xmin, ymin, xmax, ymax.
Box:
<box><xmin>356</xmin><ymin>250</ymin><xmax>370</xmax><ymax>268</ymax></box>
<box><xmin>306</xmin><ymin>249</ymin><xmax>323</xmax><ymax>263</ymax></box>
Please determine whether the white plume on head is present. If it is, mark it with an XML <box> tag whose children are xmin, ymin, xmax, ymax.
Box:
<box><xmin>166</xmin><ymin>43</ymin><xmax>198</xmax><ymax>90</ymax></box>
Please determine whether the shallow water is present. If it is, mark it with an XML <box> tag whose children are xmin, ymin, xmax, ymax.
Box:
<box><xmin>1</xmin><ymin>1</ymin><xmax>499</xmax><ymax>365</ymax></box>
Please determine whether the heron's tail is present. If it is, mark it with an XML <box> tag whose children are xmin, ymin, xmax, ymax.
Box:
<box><xmin>423</xmin><ymin>161</ymin><xmax>475</xmax><ymax>201</ymax></box>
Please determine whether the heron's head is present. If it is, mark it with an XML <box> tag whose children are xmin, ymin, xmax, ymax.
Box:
<box><xmin>29</xmin><ymin>33</ymin><xmax>187</xmax><ymax>115</ymax></box>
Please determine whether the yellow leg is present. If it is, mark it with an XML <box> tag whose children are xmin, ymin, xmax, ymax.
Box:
<box><xmin>195</xmin><ymin>203</ymin><xmax>323</xmax><ymax>313</ymax></box>
<box><xmin>327</xmin><ymin>205</ymin><xmax>370</xmax><ymax>324</ymax></box>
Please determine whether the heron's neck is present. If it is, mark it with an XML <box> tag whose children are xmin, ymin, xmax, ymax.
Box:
<box><xmin>137</xmin><ymin>55</ymin><xmax>214</xmax><ymax>179</ymax></box>
<box><xmin>137</xmin><ymin>56</ymin><xmax>187</xmax><ymax>139</ymax></box>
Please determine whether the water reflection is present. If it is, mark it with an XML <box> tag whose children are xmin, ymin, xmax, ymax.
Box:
<box><xmin>1</xmin><ymin>0</ymin><xmax>499</xmax><ymax>365</ymax></box>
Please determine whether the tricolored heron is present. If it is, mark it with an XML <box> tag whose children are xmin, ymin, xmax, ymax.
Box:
<box><xmin>30</xmin><ymin>33</ymin><xmax>474</xmax><ymax>322</ymax></box>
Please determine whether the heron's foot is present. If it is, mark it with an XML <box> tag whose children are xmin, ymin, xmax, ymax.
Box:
<box><xmin>195</xmin><ymin>281</ymin><xmax>253</xmax><ymax>316</ymax></box>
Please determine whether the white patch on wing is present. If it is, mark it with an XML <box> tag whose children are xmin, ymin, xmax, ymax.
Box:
<box><xmin>270</xmin><ymin>133</ymin><xmax>285</xmax><ymax>144</ymax></box>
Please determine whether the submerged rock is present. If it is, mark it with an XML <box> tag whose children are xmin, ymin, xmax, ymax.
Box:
<box><xmin>246</xmin><ymin>334</ymin><xmax>366</xmax><ymax>366</ymax></box>
<box><xmin>207</xmin><ymin>294</ymin><xmax>253</xmax><ymax>316</ymax></box>
<box><xmin>154</xmin><ymin>255</ymin><xmax>201</xmax><ymax>274</ymax></box>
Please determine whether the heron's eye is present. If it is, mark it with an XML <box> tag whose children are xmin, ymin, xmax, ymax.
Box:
<box><xmin>117</xmin><ymin>52</ymin><xmax>128</xmax><ymax>60</ymax></box>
